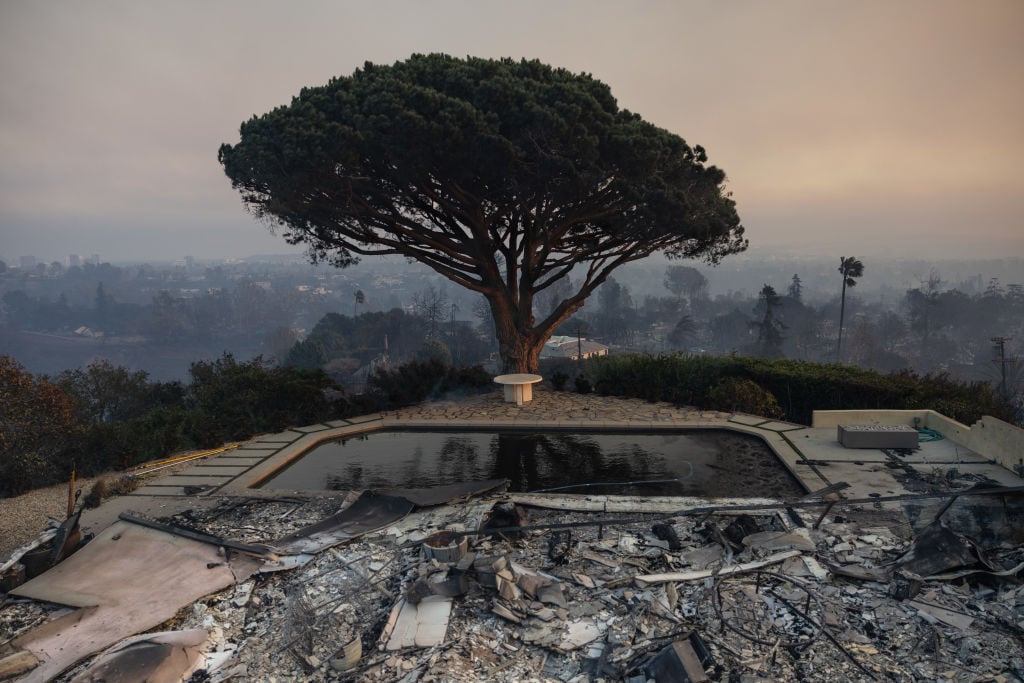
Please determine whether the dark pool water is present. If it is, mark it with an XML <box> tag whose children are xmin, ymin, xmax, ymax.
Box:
<box><xmin>261</xmin><ymin>430</ymin><xmax>805</xmax><ymax>498</ymax></box>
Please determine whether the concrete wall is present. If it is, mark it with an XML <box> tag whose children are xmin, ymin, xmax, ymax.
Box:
<box><xmin>812</xmin><ymin>409</ymin><xmax>1023</xmax><ymax>475</ymax></box>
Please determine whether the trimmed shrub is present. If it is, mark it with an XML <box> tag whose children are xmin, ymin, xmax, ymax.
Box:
<box><xmin>707</xmin><ymin>378</ymin><xmax>783</xmax><ymax>418</ymax></box>
<box><xmin>550</xmin><ymin>371</ymin><xmax>570</xmax><ymax>391</ymax></box>
<box><xmin>579</xmin><ymin>353</ymin><xmax>1008</xmax><ymax>426</ymax></box>
<box><xmin>368</xmin><ymin>360</ymin><xmax>492</xmax><ymax>409</ymax></box>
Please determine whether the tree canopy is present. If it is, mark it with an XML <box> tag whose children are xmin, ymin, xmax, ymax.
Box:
<box><xmin>0</xmin><ymin>356</ymin><xmax>82</xmax><ymax>495</ymax></box>
<box><xmin>220</xmin><ymin>54</ymin><xmax>746</xmax><ymax>371</ymax></box>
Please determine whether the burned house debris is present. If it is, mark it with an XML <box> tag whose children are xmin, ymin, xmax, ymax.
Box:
<box><xmin>2</xmin><ymin>395</ymin><xmax>1024</xmax><ymax>682</ymax></box>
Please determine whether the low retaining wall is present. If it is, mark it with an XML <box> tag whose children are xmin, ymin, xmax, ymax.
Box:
<box><xmin>811</xmin><ymin>409</ymin><xmax>1023</xmax><ymax>475</ymax></box>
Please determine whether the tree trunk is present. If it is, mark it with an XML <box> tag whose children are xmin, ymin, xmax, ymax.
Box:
<box><xmin>837</xmin><ymin>279</ymin><xmax>848</xmax><ymax>362</ymax></box>
<box><xmin>493</xmin><ymin>314</ymin><xmax>542</xmax><ymax>373</ymax></box>
<box><xmin>486</xmin><ymin>282</ymin><xmax>589</xmax><ymax>374</ymax></box>
<box><xmin>487</xmin><ymin>293</ymin><xmax>548</xmax><ymax>373</ymax></box>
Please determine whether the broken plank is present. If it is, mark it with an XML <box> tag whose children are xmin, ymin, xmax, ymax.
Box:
<box><xmin>580</xmin><ymin>550</ymin><xmax>620</xmax><ymax>568</ymax></box>
<box><xmin>504</xmin><ymin>493</ymin><xmax>607</xmax><ymax>512</ymax></box>
<box><xmin>0</xmin><ymin>528</ymin><xmax>58</xmax><ymax>576</ymax></box>
<box><xmin>909</xmin><ymin>599</ymin><xmax>975</xmax><ymax>630</ymax></box>
<box><xmin>634</xmin><ymin>550</ymin><xmax>802</xmax><ymax>586</ymax></box>
<box><xmin>381</xmin><ymin>595</ymin><xmax>453</xmax><ymax>650</ymax></box>
<box><xmin>0</xmin><ymin>650</ymin><xmax>39</xmax><ymax>679</ymax></box>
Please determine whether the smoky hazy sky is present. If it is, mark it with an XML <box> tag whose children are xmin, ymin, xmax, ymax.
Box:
<box><xmin>1</xmin><ymin>1</ymin><xmax>1022</xmax><ymax>263</ymax></box>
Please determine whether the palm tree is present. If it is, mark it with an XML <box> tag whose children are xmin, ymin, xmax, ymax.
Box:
<box><xmin>836</xmin><ymin>256</ymin><xmax>864</xmax><ymax>362</ymax></box>
<box><xmin>352</xmin><ymin>289</ymin><xmax>365</xmax><ymax>317</ymax></box>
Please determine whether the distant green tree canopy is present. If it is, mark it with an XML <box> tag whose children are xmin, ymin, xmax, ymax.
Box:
<box><xmin>220</xmin><ymin>54</ymin><xmax>746</xmax><ymax>372</ymax></box>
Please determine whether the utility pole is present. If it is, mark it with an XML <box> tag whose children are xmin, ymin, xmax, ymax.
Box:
<box><xmin>991</xmin><ymin>336</ymin><xmax>1018</xmax><ymax>400</ymax></box>
<box><xmin>450</xmin><ymin>303</ymin><xmax>459</xmax><ymax>363</ymax></box>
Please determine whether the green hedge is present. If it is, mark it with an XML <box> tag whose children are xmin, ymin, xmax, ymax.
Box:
<box><xmin>3</xmin><ymin>353</ymin><xmax>496</xmax><ymax>497</ymax></box>
<box><xmin>560</xmin><ymin>354</ymin><xmax>1007</xmax><ymax>425</ymax></box>
<box><xmin>368</xmin><ymin>359</ymin><xmax>492</xmax><ymax>408</ymax></box>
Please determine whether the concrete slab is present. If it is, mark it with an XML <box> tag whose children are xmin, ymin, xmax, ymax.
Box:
<box><xmin>292</xmin><ymin>424</ymin><xmax>330</xmax><ymax>434</ymax></box>
<box><xmin>758</xmin><ymin>421</ymin><xmax>805</xmax><ymax>432</ymax></box>
<box><xmin>75</xmin><ymin>489</ymin><xmax>223</xmax><ymax>548</ymax></box>
<box><xmin>203</xmin><ymin>457</ymin><xmax>270</xmax><ymax>467</ymax></box>
<box><xmin>929</xmin><ymin>463</ymin><xmax>1023</xmax><ymax>486</ymax></box>
<box><xmin>250</xmin><ymin>436</ymin><xmax>301</xmax><ymax>446</ymax></box>
<box><xmin>228</xmin><ymin>448</ymin><xmax>280</xmax><ymax>457</ymax></box>
<box><xmin>155</xmin><ymin>476</ymin><xmax>235</xmax><ymax>487</ymax></box>
<box><xmin>344</xmin><ymin>414</ymin><xmax>385</xmax><ymax>425</ymax></box>
<box><xmin>129</xmin><ymin>486</ymin><xmax>196</xmax><ymax>496</ymax></box>
<box><xmin>729</xmin><ymin>415</ymin><xmax>767</xmax><ymax>426</ymax></box>
<box><xmin>178</xmin><ymin>465</ymin><xmax>252</xmax><ymax>477</ymax></box>
<box><xmin>831</xmin><ymin>465</ymin><xmax>911</xmax><ymax>499</ymax></box>
<box><xmin>897</xmin><ymin>438</ymin><xmax>982</xmax><ymax>463</ymax></box>
<box><xmin>799</xmin><ymin>436</ymin><xmax>879</xmax><ymax>462</ymax></box>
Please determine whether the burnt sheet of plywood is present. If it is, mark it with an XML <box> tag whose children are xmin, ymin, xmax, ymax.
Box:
<box><xmin>275</xmin><ymin>490</ymin><xmax>415</xmax><ymax>555</ymax></box>
<box><xmin>11</xmin><ymin>520</ymin><xmax>256</xmax><ymax>683</ymax></box>
<box><xmin>68</xmin><ymin>629</ymin><xmax>210</xmax><ymax>683</ymax></box>
<box><xmin>375</xmin><ymin>479</ymin><xmax>508</xmax><ymax>507</ymax></box>
<box><xmin>896</xmin><ymin>522</ymin><xmax>979</xmax><ymax>578</ymax></box>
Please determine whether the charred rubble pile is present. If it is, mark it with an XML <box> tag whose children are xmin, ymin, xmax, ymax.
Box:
<box><xmin>1</xmin><ymin>483</ymin><xmax>1023</xmax><ymax>682</ymax></box>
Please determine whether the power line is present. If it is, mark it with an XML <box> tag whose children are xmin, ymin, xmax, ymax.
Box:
<box><xmin>991</xmin><ymin>336</ymin><xmax>1019</xmax><ymax>399</ymax></box>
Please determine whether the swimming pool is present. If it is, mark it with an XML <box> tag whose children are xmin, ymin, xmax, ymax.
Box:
<box><xmin>260</xmin><ymin>429</ymin><xmax>804</xmax><ymax>498</ymax></box>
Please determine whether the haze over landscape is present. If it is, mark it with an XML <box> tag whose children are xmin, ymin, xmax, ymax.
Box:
<box><xmin>4</xmin><ymin>12</ymin><xmax>1024</xmax><ymax>677</ymax></box>
<box><xmin>1</xmin><ymin>0</ymin><xmax>1022</xmax><ymax>263</ymax></box>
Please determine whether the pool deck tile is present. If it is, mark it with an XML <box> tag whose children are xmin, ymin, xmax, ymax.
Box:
<box><xmin>757</xmin><ymin>421</ymin><xmax>806</xmax><ymax>432</ymax></box>
<box><xmin>194</xmin><ymin>456</ymin><xmax>267</xmax><ymax>467</ymax></box>
<box><xmin>292</xmin><ymin>424</ymin><xmax>331</xmax><ymax>434</ymax></box>
<box><xmin>149</xmin><ymin>475</ymin><xmax>235</xmax><ymax>487</ymax></box>
<box><xmin>229</xmin><ymin>449</ymin><xmax>280</xmax><ymax>457</ymax></box>
<box><xmin>129</xmin><ymin>486</ymin><xmax>200</xmax><ymax>497</ymax></box>
<box><xmin>178</xmin><ymin>464</ymin><xmax>252</xmax><ymax>477</ymax></box>
<box><xmin>345</xmin><ymin>413</ymin><xmax>386</xmax><ymax>425</ymax></box>
<box><xmin>247</xmin><ymin>431</ymin><xmax>304</xmax><ymax>443</ymax></box>
<box><xmin>729</xmin><ymin>415</ymin><xmax>768</xmax><ymax>426</ymax></box>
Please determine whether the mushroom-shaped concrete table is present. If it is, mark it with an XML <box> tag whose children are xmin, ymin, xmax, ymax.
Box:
<box><xmin>493</xmin><ymin>373</ymin><xmax>543</xmax><ymax>406</ymax></box>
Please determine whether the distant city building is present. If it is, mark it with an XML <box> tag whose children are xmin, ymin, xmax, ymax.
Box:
<box><xmin>20</xmin><ymin>255</ymin><xmax>37</xmax><ymax>269</ymax></box>
<box><xmin>67</xmin><ymin>254</ymin><xmax>82</xmax><ymax>267</ymax></box>
<box><xmin>86</xmin><ymin>254</ymin><xmax>100</xmax><ymax>265</ymax></box>
<box><xmin>540</xmin><ymin>335</ymin><xmax>609</xmax><ymax>361</ymax></box>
